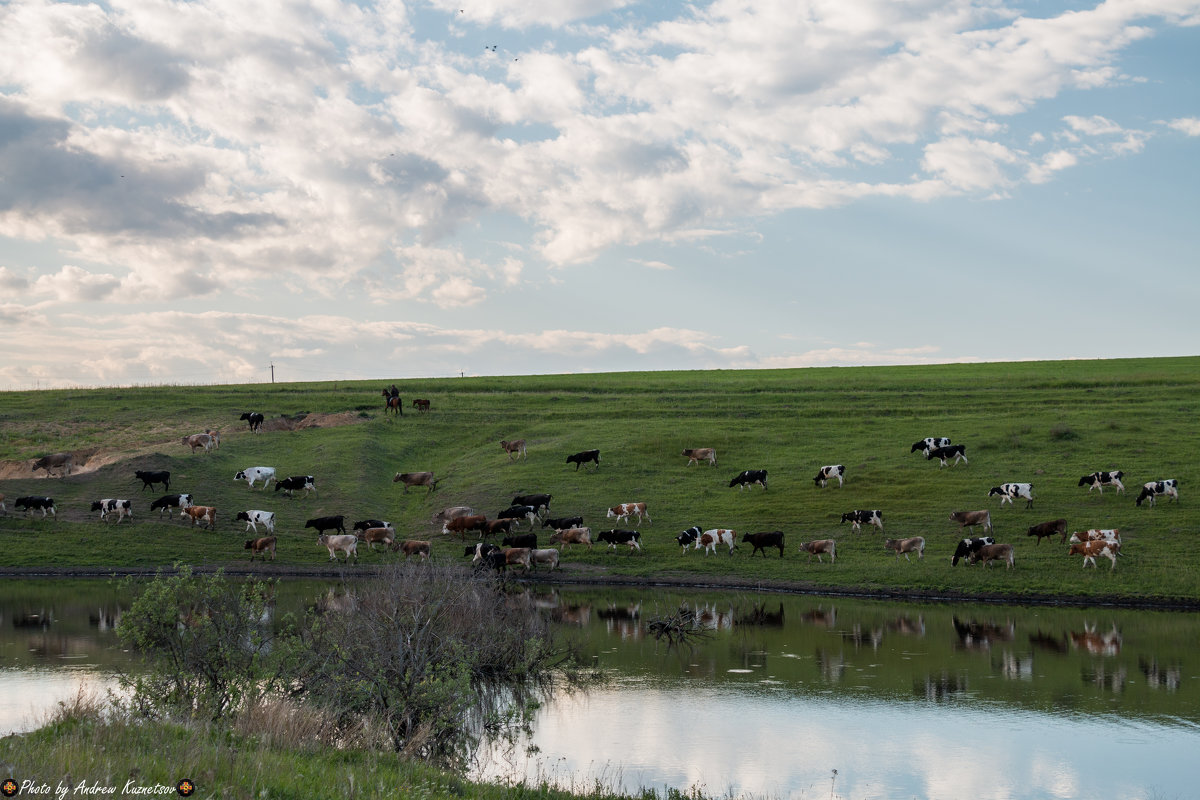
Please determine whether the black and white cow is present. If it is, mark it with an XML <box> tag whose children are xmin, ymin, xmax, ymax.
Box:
<box><xmin>676</xmin><ymin>526</ymin><xmax>702</xmax><ymax>552</ymax></box>
<box><xmin>841</xmin><ymin>509</ymin><xmax>883</xmax><ymax>532</ymax></box>
<box><xmin>813</xmin><ymin>465</ymin><xmax>845</xmax><ymax>488</ymax></box>
<box><xmin>240</xmin><ymin>412</ymin><xmax>265</xmax><ymax>433</ymax></box>
<box><xmin>729</xmin><ymin>469</ymin><xmax>768</xmax><ymax>490</ymax></box>
<box><xmin>14</xmin><ymin>496</ymin><xmax>56</xmax><ymax>518</ymax></box>
<box><xmin>542</xmin><ymin>515</ymin><xmax>583</xmax><ymax>530</ymax></box>
<box><xmin>596</xmin><ymin>529</ymin><xmax>642</xmax><ymax>552</ymax></box>
<box><xmin>134</xmin><ymin>470</ymin><xmax>171</xmax><ymax>491</ymax></box>
<box><xmin>1136</xmin><ymin>479</ymin><xmax>1179</xmax><ymax>507</ymax></box>
<box><xmin>498</xmin><ymin>504</ymin><xmax>539</xmax><ymax>526</ymax></box>
<box><xmin>91</xmin><ymin>498</ymin><xmax>133</xmax><ymax>523</ymax></box>
<box><xmin>910</xmin><ymin>437</ymin><xmax>951</xmax><ymax>454</ymax></box>
<box><xmin>1078</xmin><ymin>470</ymin><xmax>1125</xmax><ymax>494</ymax></box>
<box><xmin>951</xmin><ymin>536</ymin><xmax>995</xmax><ymax>566</ymax></box>
<box><xmin>926</xmin><ymin>444</ymin><xmax>968</xmax><ymax>467</ymax></box>
<box><xmin>275</xmin><ymin>475</ymin><xmax>316</xmax><ymax>497</ymax></box>
<box><xmin>353</xmin><ymin>519</ymin><xmax>391</xmax><ymax>533</ymax></box>
<box><xmin>150</xmin><ymin>493</ymin><xmax>192</xmax><ymax>518</ymax></box>
<box><xmin>989</xmin><ymin>482</ymin><xmax>1034</xmax><ymax>508</ymax></box>
<box><xmin>235</xmin><ymin>466</ymin><xmax>276</xmax><ymax>489</ymax></box>
<box><xmin>236</xmin><ymin>510</ymin><xmax>276</xmax><ymax>534</ymax></box>
<box><xmin>512</xmin><ymin>494</ymin><xmax>552</xmax><ymax>515</ymax></box>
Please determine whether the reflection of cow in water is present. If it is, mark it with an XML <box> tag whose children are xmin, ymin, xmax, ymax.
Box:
<box><xmin>1070</xmin><ymin>622</ymin><xmax>1121</xmax><ymax>656</ymax></box>
<box><xmin>737</xmin><ymin>603</ymin><xmax>785</xmax><ymax>627</ymax></box>
<box><xmin>952</xmin><ymin>616</ymin><xmax>1015</xmax><ymax>651</ymax></box>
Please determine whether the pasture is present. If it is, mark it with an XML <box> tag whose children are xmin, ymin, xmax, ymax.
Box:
<box><xmin>1</xmin><ymin>357</ymin><xmax>1198</xmax><ymax>604</ymax></box>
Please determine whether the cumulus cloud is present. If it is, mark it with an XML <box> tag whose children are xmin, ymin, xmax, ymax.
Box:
<box><xmin>1167</xmin><ymin>117</ymin><xmax>1200</xmax><ymax>136</ymax></box>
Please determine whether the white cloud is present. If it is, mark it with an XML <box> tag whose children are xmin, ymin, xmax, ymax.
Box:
<box><xmin>1167</xmin><ymin>117</ymin><xmax>1200</xmax><ymax>136</ymax></box>
<box><xmin>31</xmin><ymin>265</ymin><xmax>122</xmax><ymax>302</ymax></box>
<box><xmin>921</xmin><ymin>137</ymin><xmax>1019</xmax><ymax>193</ymax></box>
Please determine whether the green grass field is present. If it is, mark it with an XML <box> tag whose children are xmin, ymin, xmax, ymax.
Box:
<box><xmin>1</xmin><ymin>357</ymin><xmax>1198</xmax><ymax>603</ymax></box>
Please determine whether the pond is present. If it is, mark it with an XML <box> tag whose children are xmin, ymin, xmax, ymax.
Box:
<box><xmin>3</xmin><ymin>580</ymin><xmax>1198</xmax><ymax>800</ymax></box>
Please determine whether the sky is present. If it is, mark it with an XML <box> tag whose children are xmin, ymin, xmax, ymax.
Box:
<box><xmin>1</xmin><ymin>0</ymin><xmax>1198</xmax><ymax>389</ymax></box>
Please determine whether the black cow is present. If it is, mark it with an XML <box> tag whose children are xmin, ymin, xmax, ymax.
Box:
<box><xmin>502</xmin><ymin>532</ymin><xmax>537</xmax><ymax>548</ymax></box>
<box><xmin>276</xmin><ymin>475</ymin><xmax>316</xmax><ymax>497</ymax></box>
<box><xmin>729</xmin><ymin>469</ymin><xmax>768</xmax><ymax>490</ymax></box>
<box><xmin>566</xmin><ymin>449</ymin><xmax>600</xmax><ymax>470</ymax></box>
<box><xmin>542</xmin><ymin>515</ymin><xmax>583</xmax><ymax>530</ymax></box>
<box><xmin>596</xmin><ymin>529</ymin><xmax>642</xmax><ymax>552</ymax></box>
<box><xmin>134</xmin><ymin>470</ymin><xmax>171</xmax><ymax>491</ymax></box>
<box><xmin>926</xmin><ymin>444</ymin><xmax>968</xmax><ymax>467</ymax></box>
<box><xmin>512</xmin><ymin>493</ymin><xmax>552</xmax><ymax>514</ymax></box>
<box><xmin>304</xmin><ymin>515</ymin><xmax>346</xmax><ymax>535</ymax></box>
<box><xmin>742</xmin><ymin>530</ymin><xmax>785</xmax><ymax>557</ymax></box>
<box><xmin>951</xmin><ymin>536</ymin><xmax>995</xmax><ymax>566</ymax></box>
<box><xmin>150</xmin><ymin>493</ymin><xmax>192</xmax><ymax>518</ymax></box>
<box><xmin>15</xmin><ymin>496</ymin><xmax>56</xmax><ymax>518</ymax></box>
<box><xmin>240</xmin><ymin>412</ymin><xmax>265</xmax><ymax>433</ymax></box>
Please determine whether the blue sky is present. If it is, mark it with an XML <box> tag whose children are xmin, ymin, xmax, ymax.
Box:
<box><xmin>1</xmin><ymin>0</ymin><xmax>1198</xmax><ymax>388</ymax></box>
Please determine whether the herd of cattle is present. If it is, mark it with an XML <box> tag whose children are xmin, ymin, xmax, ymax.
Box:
<box><xmin>1</xmin><ymin>419</ymin><xmax>1182</xmax><ymax>577</ymax></box>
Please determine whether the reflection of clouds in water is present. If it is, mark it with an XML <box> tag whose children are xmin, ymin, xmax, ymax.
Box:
<box><xmin>0</xmin><ymin>669</ymin><xmax>118</xmax><ymax>734</ymax></box>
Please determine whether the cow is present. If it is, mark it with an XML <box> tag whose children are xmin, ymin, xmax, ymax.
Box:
<box><xmin>841</xmin><ymin>510</ymin><xmax>883</xmax><ymax>532</ymax></box>
<box><xmin>240</xmin><ymin>412</ymin><xmax>265</xmax><ymax>433</ymax></box>
<box><xmin>503</xmin><ymin>532</ymin><xmax>540</xmax><ymax>549</ymax></box>
<box><xmin>530</xmin><ymin>548</ymin><xmax>561</xmax><ymax>570</ymax></box>
<box><xmin>492</xmin><ymin>547</ymin><xmax>532</xmax><ymax>573</ymax></box>
<box><xmin>397</xmin><ymin>539</ymin><xmax>431</xmax><ymax>559</ymax></box>
<box><xmin>970</xmin><ymin>543</ymin><xmax>1015</xmax><ymax>569</ymax></box>
<box><xmin>742</xmin><ymin>531</ymin><xmax>785</xmax><ymax>557</ymax></box>
<box><xmin>468</xmin><ymin>542</ymin><xmax>501</xmax><ymax>561</ymax></box>
<box><xmin>234</xmin><ymin>467</ymin><xmax>276</xmax><ymax>489</ymax></box>
<box><xmin>989</xmin><ymin>483</ymin><xmax>1034</xmax><ymax>508</ymax></box>
<box><xmin>542</xmin><ymin>515</ymin><xmax>583</xmax><ymax>530</ymax></box>
<box><xmin>813</xmin><ymin>465</ymin><xmax>845</xmax><ymax>488</ymax></box>
<box><xmin>205</xmin><ymin>429</ymin><xmax>221</xmax><ymax>449</ymax></box>
<box><xmin>392</xmin><ymin>471</ymin><xmax>438</xmax><ymax>493</ymax></box>
<box><xmin>596</xmin><ymin>529</ymin><xmax>642</xmax><ymax>552</ymax></box>
<box><xmin>31</xmin><ymin>452</ymin><xmax>73</xmax><ymax>476</ymax></box>
<box><xmin>317</xmin><ymin>534</ymin><xmax>358</xmax><ymax>562</ymax></box>
<box><xmin>445</xmin><ymin>514</ymin><xmax>488</xmax><ymax>538</ymax></box>
<box><xmin>693</xmin><ymin>529</ymin><xmax>737</xmax><ymax>556</ymax></box>
<box><xmin>359</xmin><ymin>527</ymin><xmax>396</xmax><ymax>551</ymax></box>
<box><xmin>1068</xmin><ymin>529</ymin><xmax>1122</xmax><ymax>545</ymax></box>
<box><xmin>134</xmin><ymin>470</ymin><xmax>170</xmax><ymax>491</ymax></box>
<box><xmin>276</xmin><ymin>475</ymin><xmax>316</xmax><ymax>497</ymax></box>
<box><xmin>151</xmin><ymin>493</ymin><xmax>192</xmax><ymax>518</ymax></box>
<box><xmin>606</xmin><ymin>502</ymin><xmax>650</xmax><ymax>527</ymax></box>
<box><xmin>512</xmin><ymin>494</ymin><xmax>552</xmax><ymax>515</ymax></box>
<box><xmin>411</xmin><ymin>399</ymin><xmax>431</xmax><ymax>413</ymax></box>
<box><xmin>676</xmin><ymin>526</ymin><xmax>703</xmax><ymax>552</ymax></box>
<box><xmin>798</xmin><ymin>539</ymin><xmax>836</xmax><ymax>563</ymax></box>
<box><xmin>1026</xmin><ymin>519</ymin><xmax>1067</xmax><ymax>545</ymax></box>
<box><xmin>1079</xmin><ymin>470</ymin><xmax>1125</xmax><ymax>494</ymax></box>
<box><xmin>682</xmin><ymin>448</ymin><xmax>717</xmax><ymax>466</ymax></box>
<box><xmin>244</xmin><ymin>536</ymin><xmax>276</xmax><ymax>561</ymax></box>
<box><xmin>181</xmin><ymin>505</ymin><xmax>216</xmax><ymax>529</ymax></box>
<box><xmin>884</xmin><ymin>537</ymin><xmax>925</xmax><ymax>562</ymax></box>
<box><xmin>926</xmin><ymin>444</ymin><xmax>968</xmax><ymax>467</ymax></box>
<box><xmin>236</xmin><ymin>510</ymin><xmax>276</xmax><ymax>534</ymax></box>
<box><xmin>1068</xmin><ymin>540</ymin><xmax>1119</xmax><ymax>570</ymax></box>
<box><xmin>15</xmin><ymin>496</ymin><xmax>56</xmax><ymax>518</ymax></box>
<box><xmin>181</xmin><ymin>433</ymin><xmax>214</xmax><ymax>453</ymax></box>
<box><xmin>951</xmin><ymin>536</ymin><xmax>995</xmax><ymax>566</ymax></box>
<box><xmin>91</xmin><ymin>499</ymin><xmax>132</xmax><ymax>523</ymax></box>
<box><xmin>949</xmin><ymin>510</ymin><xmax>993</xmax><ymax>533</ymax></box>
<box><xmin>432</xmin><ymin>507</ymin><xmax>476</xmax><ymax>525</ymax></box>
<box><xmin>910</xmin><ymin>437</ymin><xmax>952</xmax><ymax>454</ymax></box>
<box><xmin>498</xmin><ymin>505</ymin><xmax>538</xmax><ymax>526</ymax></box>
<box><xmin>729</xmin><ymin>469</ymin><xmax>768</xmax><ymax>490</ymax></box>
<box><xmin>353</xmin><ymin>519</ymin><xmax>391</xmax><ymax>533</ymax></box>
<box><xmin>547</xmin><ymin>528</ymin><xmax>592</xmax><ymax>550</ymax></box>
<box><xmin>566</xmin><ymin>449</ymin><xmax>601</xmax><ymax>470</ymax></box>
<box><xmin>500</xmin><ymin>439</ymin><xmax>527</xmax><ymax>460</ymax></box>
<box><xmin>482</xmin><ymin>518</ymin><xmax>516</xmax><ymax>538</ymax></box>
<box><xmin>304</xmin><ymin>515</ymin><xmax>346</xmax><ymax>536</ymax></box>
<box><xmin>1136</xmin><ymin>479</ymin><xmax>1179</xmax><ymax>507</ymax></box>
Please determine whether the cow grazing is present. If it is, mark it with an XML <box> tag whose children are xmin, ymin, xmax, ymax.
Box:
<box><xmin>503</xmin><ymin>531</ymin><xmax>540</xmax><ymax>549</ymax></box>
<box><xmin>317</xmin><ymin>534</ymin><xmax>358</xmax><ymax>562</ymax></box>
<box><xmin>949</xmin><ymin>510</ymin><xmax>992</xmax><ymax>533</ymax></box>
<box><xmin>566</xmin><ymin>449</ymin><xmax>601</xmax><ymax>470</ymax></box>
<box><xmin>392</xmin><ymin>471</ymin><xmax>438</xmax><ymax>493</ymax></box>
<box><xmin>411</xmin><ymin>398</ymin><xmax>431</xmax><ymax>413</ymax></box>
<box><xmin>597</xmin><ymin>529</ymin><xmax>642</xmax><ymax>552</ymax></box>
<box><xmin>353</xmin><ymin>519</ymin><xmax>391</xmax><ymax>533</ymax></box>
<box><xmin>31</xmin><ymin>452</ymin><xmax>73</xmax><ymax>476</ymax></box>
<box><xmin>606</xmin><ymin>502</ymin><xmax>650</xmax><ymax>527</ymax></box>
<box><xmin>813</xmin><ymin>465</ymin><xmax>845</xmax><ymax>488</ymax></box>
<box><xmin>742</xmin><ymin>531</ymin><xmax>785</xmax><ymax>557</ymax></box>
<box><xmin>547</xmin><ymin>528</ymin><xmax>592</xmax><ymax>550</ymax></box>
<box><xmin>676</xmin><ymin>526</ymin><xmax>702</xmax><ymax>552</ymax></box>
<box><xmin>911</xmin><ymin>437</ymin><xmax>951</xmax><ymax>454</ymax></box>
<box><xmin>15</xmin><ymin>496</ymin><xmax>56</xmax><ymax>518</ymax></box>
<box><xmin>841</xmin><ymin>510</ymin><xmax>883</xmax><ymax>532</ymax></box>
<box><xmin>1068</xmin><ymin>540</ymin><xmax>1119</xmax><ymax>570</ymax></box>
<box><xmin>445</xmin><ymin>514</ymin><xmax>488</xmax><ymax>538</ymax></box>
<box><xmin>530</xmin><ymin>548</ymin><xmax>560</xmax><ymax>570</ymax></box>
<box><xmin>512</xmin><ymin>494</ymin><xmax>552</xmax><ymax>515</ymax></box>
<box><xmin>729</xmin><ymin>469</ymin><xmax>768</xmax><ymax>490</ymax></box>
<box><xmin>989</xmin><ymin>483</ymin><xmax>1034</xmax><ymax>508</ymax></box>
<box><xmin>236</xmin><ymin>510</ymin><xmax>276</xmax><ymax>534</ymax></box>
<box><xmin>798</xmin><ymin>539</ymin><xmax>836</xmax><ymax>563</ymax></box>
<box><xmin>359</xmin><ymin>527</ymin><xmax>396</xmax><ymax>551</ymax></box>
<box><xmin>1079</xmin><ymin>470</ymin><xmax>1125</xmax><ymax>494</ymax></box>
<box><xmin>682</xmin><ymin>448</ymin><xmax>717</xmax><ymax>466</ymax></box>
<box><xmin>500</xmin><ymin>439</ymin><xmax>527</xmax><ymax>460</ymax></box>
<box><xmin>135</xmin><ymin>470</ymin><xmax>170</xmax><ymax>491</ymax></box>
<box><xmin>498</xmin><ymin>505</ymin><xmax>538</xmax><ymax>527</ymax></box>
<box><xmin>1026</xmin><ymin>519</ymin><xmax>1067</xmax><ymax>545</ymax></box>
<box><xmin>543</xmin><ymin>515</ymin><xmax>583</xmax><ymax>530</ymax></box>
<box><xmin>151</xmin><ymin>494</ymin><xmax>192</xmax><ymax>518</ymax></box>
<box><xmin>235</xmin><ymin>467</ymin><xmax>277</xmax><ymax>489</ymax></box>
<box><xmin>926</xmin><ymin>444</ymin><xmax>968</xmax><ymax>467</ymax></box>
<box><xmin>884</xmin><ymin>537</ymin><xmax>925</xmax><ymax>562</ymax></box>
<box><xmin>693</xmin><ymin>529</ymin><xmax>737</xmax><ymax>556</ymax></box>
<box><xmin>951</xmin><ymin>536</ymin><xmax>995</xmax><ymax>566</ymax></box>
<box><xmin>398</xmin><ymin>540</ymin><xmax>431</xmax><ymax>559</ymax></box>
<box><xmin>970</xmin><ymin>543</ymin><xmax>1015</xmax><ymax>569</ymax></box>
<box><xmin>245</xmin><ymin>536</ymin><xmax>276</xmax><ymax>561</ymax></box>
<box><xmin>304</xmin><ymin>515</ymin><xmax>346</xmax><ymax>536</ymax></box>
<box><xmin>275</xmin><ymin>475</ymin><xmax>316</xmax><ymax>497</ymax></box>
<box><xmin>1136</xmin><ymin>479</ymin><xmax>1179</xmax><ymax>507</ymax></box>
<box><xmin>91</xmin><ymin>499</ymin><xmax>132</xmax><ymax>523</ymax></box>
<box><xmin>182</xmin><ymin>433</ymin><xmax>214</xmax><ymax>453</ymax></box>
<box><xmin>181</xmin><ymin>505</ymin><xmax>216</xmax><ymax>529</ymax></box>
<box><xmin>240</xmin><ymin>412</ymin><xmax>265</xmax><ymax>433</ymax></box>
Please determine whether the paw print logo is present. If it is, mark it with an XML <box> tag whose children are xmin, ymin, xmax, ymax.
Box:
<box><xmin>176</xmin><ymin>779</ymin><xmax>195</xmax><ymax>797</ymax></box>
<box><xmin>1</xmin><ymin>778</ymin><xmax>17</xmax><ymax>798</ymax></box>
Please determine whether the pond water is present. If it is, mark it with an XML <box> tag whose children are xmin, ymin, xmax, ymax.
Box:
<box><xmin>3</xmin><ymin>580</ymin><xmax>1199</xmax><ymax>800</ymax></box>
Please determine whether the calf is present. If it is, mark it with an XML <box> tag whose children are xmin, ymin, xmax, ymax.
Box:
<box><xmin>397</xmin><ymin>539</ymin><xmax>431</xmax><ymax>559</ymax></box>
<box><xmin>151</xmin><ymin>493</ymin><xmax>192</xmax><ymax>518</ymax></box>
<box><xmin>543</xmin><ymin>515</ymin><xmax>583</xmax><ymax>530</ymax></box>
<box><xmin>91</xmin><ymin>499</ymin><xmax>133</xmax><ymax>523</ymax></box>
<box><xmin>694</xmin><ymin>529</ymin><xmax>737</xmax><ymax>556</ymax></box>
<box><xmin>606</xmin><ymin>502</ymin><xmax>650</xmax><ymax>527</ymax></box>
<box><xmin>926</xmin><ymin>444</ymin><xmax>968</xmax><ymax>467</ymax></box>
<box><xmin>884</xmin><ymin>536</ymin><xmax>925</xmax><ymax>562</ymax></box>
<box><xmin>1079</xmin><ymin>470</ymin><xmax>1125</xmax><ymax>494</ymax></box>
<box><xmin>181</xmin><ymin>505</ymin><xmax>216</xmax><ymax>529</ymax></box>
<box><xmin>949</xmin><ymin>510</ymin><xmax>992</xmax><ymax>533</ymax></box>
<box><xmin>134</xmin><ymin>470</ymin><xmax>170</xmax><ymax>491</ymax></box>
<box><xmin>547</xmin><ymin>528</ymin><xmax>592</xmax><ymax>550</ymax></box>
<box><xmin>566</xmin><ymin>449</ymin><xmax>601</xmax><ymax>470</ymax></box>
<box><xmin>445</xmin><ymin>514</ymin><xmax>488</xmax><ymax>538</ymax></box>
<box><xmin>276</xmin><ymin>475</ymin><xmax>316</xmax><ymax>497</ymax></box>
<box><xmin>989</xmin><ymin>483</ymin><xmax>1034</xmax><ymax>508</ymax></box>
<box><xmin>358</xmin><ymin>527</ymin><xmax>395</xmax><ymax>551</ymax></box>
<box><xmin>682</xmin><ymin>448</ymin><xmax>717</xmax><ymax>466</ymax></box>
<box><xmin>392</xmin><ymin>471</ymin><xmax>438</xmax><ymax>493</ymax></box>
<box><xmin>15</xmin><ymin>496</ymin><xmax>56</xmax><ymax>518</ymax></box>
<box><xmin>798</xmin><ymin>539</ymin><xmax>836</xmax><ymax>563</ymax></box>
<box><xmin>729</xmin><ymin>469</ymin><xmax>768</xmax><ymax>490</ymax></box>
<box><xmin>181</xmin><ymin>433</ymin><xmax>214</xmax><ymax>453</ymax></box>
<box><xmin>970</xmin><ymin>543</ymin><xmax>1015</xmax><ymax>569</ymax></box>
<box><xmin>910</xmin><ymin>437</ymin><xmax>951</xmax><ymax>454</ymax></box>
<box><xmin>530</xmin><ymin>548</ymin><xmax>561</xmax><ymax>570</ymax></box>
<box><xmin>742</xmin><ymin>530</ymin><xmax>784</xmax><ymax>557</ymax></box>
<box><xmin>235</xmin><ymin>466</ymin><xmax>276</xmax><ymax>489</ymax></box>
<box><xmin>512</xmin><ymin>494</ymin><xmax>552</xmax><ymax>515</ymax></box>
<box><xmin>31</xmin><ymin>452</ymin><xmax>73</xmax><ymax>476</ymax></box>
<box><xmin>236</xmin><ymin>510</ymin><xmax>276</xmax><ymax>534</ymax></box>
<box><xmin>500</xmin><ymin>439</ymin><xmax>527</xmax><ymax>460</ymax></box>
<box><xmin>813</xmin><ymin>465</ymin><xmax>845</xmax><ymax>488</ymax></box>
<box><xmin>1136</xmin><ymin>479</ymin><xmax>1179</xmax><ymax>507</ymax></box>
<box><xmin>240</xmin><ymin>411</ymin><xmax>265</xmax><ymax>433</ymax></box>
<box><xmin>317</xmin><ymin>533</ymin><xmax>358</xmax><ymax>562</ymax></box>
<box><xmin>1026</xmin><ymin>519</ymin><xmax>1067</xmax><ymax>545</ymax></box>
<box><xmin>841</xmin><ymin>510</ymin><xmax>883</xmax><ymax>532</ymax></box>
<box><xmin>951</xmin><ymin>536</ymin><xmax>995</xmax><ymax>566</ymax></box>
<box><xmin>596</xmin><ymin>529</ymin><xmax>642</xmax><ymax>552</ymax></box>
<box><xmin>503</xmin><ymin>531</ymin><xmax>539</xmax><ymax>549</ymax></box>
<box><xmin>244</xmin><ymin>536</ymin><xmax>276</xmax><ymax>561</ymax></box>
<box><xmin>1069</xmin><ymin>540</ymin><xmax>1118</xmax><ymax>570</ymax></box>
<box><xmin>304</xmin><ymin>515</ymin><xmax>346</xmax><ymax>536</ymax></box>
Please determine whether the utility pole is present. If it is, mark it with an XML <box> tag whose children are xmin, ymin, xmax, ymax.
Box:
<box><xmin>270</xmin><ymin>363</ymin><xmax>275</xmax><ymax>383</ymax></box>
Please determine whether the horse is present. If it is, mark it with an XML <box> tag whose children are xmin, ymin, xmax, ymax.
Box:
<box><xmin>412</xmin><ymin>398</ymin><xmax>430</xmax><ymax>413</ymax></box>
<box><xmin>381</xmin><ymin>390</ymin><xmax>403</xmax><ymax>416</ymax></box>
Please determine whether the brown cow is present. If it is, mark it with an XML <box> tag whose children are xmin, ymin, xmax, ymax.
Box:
<box><xmin>181</xmin><ymin>505</ymin><xmax>216</xmax><ymax>529</ymax></box>
<box><xmin>32</xmin><ymin>452</ymin><xmax>74</xmax><ymax>476</ymax></box>
<box><xmin>500</xmin><ymin>439</ymin><xmax>527</xmax><ymax>460</ymax></box>
<box><xmin>970</xmin><ymin>543</ymin><xmax>1015</xmax><ymax>569</ymax></box>
<box><xmin>445</xmin><ymin>514</ymin><xmax>488</xmax><ymax>539</ymax></box>
<box><xmin>182</xmin><ymin>433</ymin><xmax>214</xmax><ymax>453</ymax></box>
<box><xmin>798</xmin><ymin>539</ymin><xmax>836</xmax><ymax>563</ymax></box>
<box><xmin>359</xmin><ymin>526</ymin><xmax>396</xmax><ymax>551</ymax></box>
<box><xmin>884</xmin><ymin>536</ymin><xmax>925</xmax><ymax>562</ymax></box>
<box><xmin>681</xmin><ymin>447</ymin><xmax>716</xmax><ymax>466</ymax></box>
<box><xmin>393</xmin><ymin>471</ymin><xmax>438</xmax><ymax>493</ymax></box>
<box><xmin>397</xmin><ymin>540</ymin><xmax>431</xmax><ymax>560</ymax></box>
<box><xmin>548</xmin><ymin>527</ymin><xmax>592</xmax><ymax>550</ymax></box>
<box><xmin>244</xmin><ymin>536</ymin><xmax>277</xmax><ymax>561</ymax></box>
<box><xmin>1026</xmin><ymin>519</ymin><xmax>1067</xmax><ymax>545</ymax></box>
<box><xmin>949</xmin><ymin>510</ymin><xmax>992</xmax><ymax>533</ymax></box>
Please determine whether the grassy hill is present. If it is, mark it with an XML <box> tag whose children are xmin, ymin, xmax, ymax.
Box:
<box><xmin>1</xmin><ymin>357</ymin><xmax>1198</xmax><ymax>604</ymax></box>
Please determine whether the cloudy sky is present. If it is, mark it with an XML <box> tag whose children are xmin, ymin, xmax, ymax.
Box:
<box><xmin>2</xmin><ymin>0</ymin><xmax>1198</xmax><ymax>388</ymax></box>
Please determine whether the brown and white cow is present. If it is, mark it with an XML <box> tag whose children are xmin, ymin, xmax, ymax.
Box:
<box><xmin>1068</xmin><ymin>529</ymin><xmax>1122</xmax><ymax>545</ymax></box>
<box><xmin>949</xmin><ymin>510</ymin><xmax>993</xmax><ymax>533</ymax></box>
<box><xmin>548</xmin><ymin>527</ymin><xmax>592</xmax><ymax>550</ymax></box>
<box><xmin>694</xmin><ymin>529</ymin><xmax>737</xmax><ymax>556</ymax></box>
<box><xmin>606</xmin><ymin>502</ymin><xmax>650</xmax><ymax>527</ymax></box>
<box><xmin>681</xmin><ymin>448</ymin><xmax>717</xmax><ymax>466</ymax></box>
<box><xmin>181</xmin><ymin>433</ymin><xmax>214</xmax><ymax>454</ymax></box>
<box><xmin>1068</xmin><ymin>540</ymin><xmax>1118</xmax><ymax>570</ymax></box>
<box><xmin>244</xmin><ymin>536</ymin><xmax>277</xmax><ymax>561</ymax></box>
<box><xmin>181</xmin><ymin>505</ymin><xmax>216</xmax><ymax>529</ymax></box>
<box><xmin>884</xmin><ymin>536</ymin><xmax>925</xmax><ymax>562</ymax></box>
<box><xmin>500</xmin><ymin>439</ymin><xmax>527</xmax><ymax>460</ymax></box>
<box><xmin>798</xmin><ymin>539</ymin><xmax>836</xmax><ymax>563</ymax></box>
<box><xmin>393</xmin><ymin>471</ymin><xmax>438</xmax><ymax>493</ymax></box>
